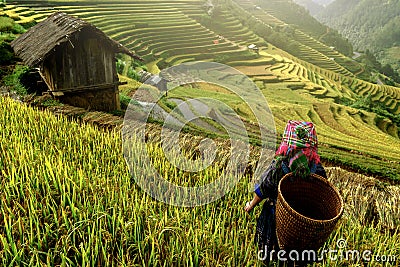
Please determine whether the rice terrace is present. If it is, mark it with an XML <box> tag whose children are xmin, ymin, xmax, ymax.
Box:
<box><xmin>0</xmin><ymin>0</ymin><xmax>399</xmax><ymax>266</ymax></box>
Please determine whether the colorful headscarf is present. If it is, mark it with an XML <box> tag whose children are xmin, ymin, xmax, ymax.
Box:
<box><xmin>276</xmin><ymin>120</ymin><xmax>320</xmax><ymax>165</ymax></box>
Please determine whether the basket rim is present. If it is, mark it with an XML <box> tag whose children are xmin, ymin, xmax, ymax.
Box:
<box><xmin>278</xmin><ymin>172</ymin><xmax>344</xmax><ymax>223</ymax></box>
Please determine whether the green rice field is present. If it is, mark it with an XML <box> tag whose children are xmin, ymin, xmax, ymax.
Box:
<box><xmin>1</xmin><ymin>0</ymin><xmax>400</xmax><ymax>265</ymax></box>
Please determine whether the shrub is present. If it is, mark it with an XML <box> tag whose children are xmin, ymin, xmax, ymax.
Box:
<box><xmin>116</xmin><ymin>59</ymin><xmax>125</xmax><ymax>74</ymax></box>
<box><xmin>0</xmin><ymin>16</ymin><xmax>14</xmax><ymax>32</ymax></box>
<box><xmin>12</xmin><ymin>22</ymin><xmax>25</xmax><ymax>34</ymax></box>
<box><xmin>0</xmin><ymin>16</ymin><xmax>27</xmax><ymax>65</ymax></box>
<box><xmin>42</xmin><ymin>98</ymin><xmax>63</xmax><ymax>107</ymax></box>
<box><xmin>2</xmin><ymin>65</ymin><xmax>30</xmax><ymax>95</ymax></box>
<box><xmin>127</xmin><ymin>67</ymin><xmax>140</xmax><ymax>81</ymax></box>
<box><xmin>0</xmin><ymin>16</ymin><xmax>26</xmax><ymax>34</ymax></box>
<box><xmin>119</xmin><ymin>93</ymin><xmax>139</xmax><ymax>110</ymax></box>
<box><xmin>0</xmin><ymin>37</ymin><xmax>15</xmax><ymax>64</ymax></box>
<box><xmin>119</xmin><ymin>93</ymin><xmax>131</xmax><ymax>110</ymax></box>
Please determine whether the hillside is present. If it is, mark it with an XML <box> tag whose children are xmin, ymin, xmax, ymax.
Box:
<box><xmin>1</xmin><ymin>97</ymin><xmax>399</xmax><ymax>265</ymax></box>
<box><xmin>315</xmin><ymin>0</ymin><xmax>400</xmax><ymax>75</ymax></box>
<box><xmin>1</xmin><ymin>0</ymin><xmax>400</xmax><ymax>180</ymax></box>
<box><xmin>292</xmin><ymin>0</ymin><xmax>323</xmax><ymax>15</ymax></box>
<box><xmin>1</xmin><ymin>1</ymin><xmax>400</xmax><ymax>265</ymax></box>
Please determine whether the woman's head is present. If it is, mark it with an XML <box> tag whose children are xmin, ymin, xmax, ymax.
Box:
<box><xmin>276</xmin><ymin>120</ymin><xmax>320</xmax><ymax>165</ymax></box>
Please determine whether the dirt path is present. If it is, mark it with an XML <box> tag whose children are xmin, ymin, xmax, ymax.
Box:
<box><xmin>319</xmin><ymin>26</ymin><xmax>330</xmax><ymax>41</ymax></box>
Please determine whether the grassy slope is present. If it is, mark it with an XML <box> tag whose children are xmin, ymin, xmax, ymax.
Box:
<box><xmin>2</xmin><ymin>1</ymin><xmax>400</xmax><ymax>180</ymax></box>
<box><xmin>1</xmin><ymin>97</ymin><xmax>399</xmax><ymax>266</ymax></box>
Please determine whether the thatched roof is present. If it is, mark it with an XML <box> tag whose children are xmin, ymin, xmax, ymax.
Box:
<box><xmin>11</xmin><ymin>12</ymin><xmax>142</xmax><ymax>67</ymax></box>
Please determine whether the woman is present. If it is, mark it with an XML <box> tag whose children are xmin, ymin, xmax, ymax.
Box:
<box><xmin>244</xmin><ymin>120</ymin><xmax>327</xmax><ymax>264</ymax></box>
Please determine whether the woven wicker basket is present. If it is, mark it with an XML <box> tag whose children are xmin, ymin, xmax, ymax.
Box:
<box><xmin>276</xmin><ymin>173</ymin><xmax>343</xmax><ymax>251</ymax></box>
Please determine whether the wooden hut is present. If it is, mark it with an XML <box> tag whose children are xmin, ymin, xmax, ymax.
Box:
<box><xmin>11</xmin><ymin>12</ymin><xmax>142</xmax><ymax>111</ymax></box>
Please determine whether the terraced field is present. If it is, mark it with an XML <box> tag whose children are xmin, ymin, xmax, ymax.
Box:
<box><xmin>2</xmin><ymin>1</ymin><xmax>400</xmax><ymax>266</ymax></box>
<box><xmin>160</xmin><ymin>60</ymin><xmax>400</xmax><ymax>178</ymax></box>
<box><xmin>231</xmin><ymin>0</ymin><xmax>363</xmax><ymax>76</ymax></box>
<box><xmin>0</xmin><ymin>1</ymin><xmax>365</xmax><ymax>72</ymax></box>
<box><xmin>1</xmin><ymin>97</ymin><xmax>399</xmax><ymax>266</ymax></box>
<box><xmin>2</xmin><ymin>0</ymin><xmax>400</xmax><ymax>178</ymax></box>
<box><xmin>2</xmin><ymin>1</ymin><xmax>262</xmax><ymax>67</ymax></box>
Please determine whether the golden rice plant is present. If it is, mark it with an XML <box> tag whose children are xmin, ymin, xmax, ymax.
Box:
<box><xmin>0</xmin><ymin>97</ymin><xmax>399</xmax><ymax>266</ymax></box>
